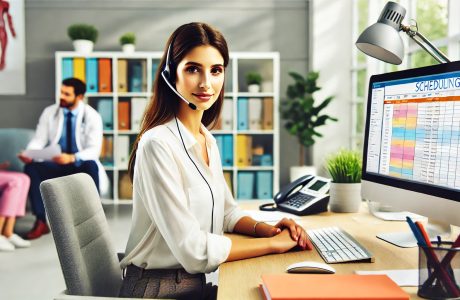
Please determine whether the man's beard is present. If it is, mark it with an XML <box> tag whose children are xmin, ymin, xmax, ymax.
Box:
<box><xmin>60</xmin><ymin>99</ymin><xmax>75</xmax><ymax>108</ymax></box>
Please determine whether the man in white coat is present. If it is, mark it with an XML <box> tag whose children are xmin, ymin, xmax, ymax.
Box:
<box><xmin>19</xmin><ymin>78</ymin><xmax>108</xmax><ymax>239</ymax></box>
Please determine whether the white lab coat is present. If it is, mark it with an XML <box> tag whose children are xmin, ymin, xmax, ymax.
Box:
<box><xmin>26</xmin><ymin>102</ymin><xmax>110</xmax><ymax>196</ymax></box>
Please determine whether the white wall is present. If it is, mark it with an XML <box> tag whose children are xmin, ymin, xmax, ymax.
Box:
<box><xmin>311</xmin><ymin>0</ymin><xmax>353</xmax><ymax>175</ymax></box>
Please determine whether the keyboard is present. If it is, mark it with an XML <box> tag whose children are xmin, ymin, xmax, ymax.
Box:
<box><xmin>307</xmin><ymin>226</ymin><xmax>374</xmax><ymax>263</ymax></box>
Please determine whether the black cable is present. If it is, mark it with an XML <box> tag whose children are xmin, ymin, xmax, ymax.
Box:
<box><xmin>175</xmin><ymin>116</ymin><xmax>215</xmax><ymax>233</ymax></box>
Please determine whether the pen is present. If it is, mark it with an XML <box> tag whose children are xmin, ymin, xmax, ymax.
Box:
<box><xmin>415</xmin><ymin>221</ymin><xmax>460</xmax><ymax>297</ymax></box>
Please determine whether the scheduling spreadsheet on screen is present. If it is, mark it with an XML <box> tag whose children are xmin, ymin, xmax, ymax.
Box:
<box><xmin>366</xmin><ymin>69</ymin><xmax>460</xmax><ymax>191</ymax></box>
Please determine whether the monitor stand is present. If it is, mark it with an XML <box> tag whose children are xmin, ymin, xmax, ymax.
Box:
<box><xmin>376</xmin><ymin>219</ymin><xmax>452</xmax><ymax>248</ymax></box>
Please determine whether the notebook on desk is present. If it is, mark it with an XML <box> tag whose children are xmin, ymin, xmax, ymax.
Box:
<box><xmin>259</xmin><ymin>274</ymin><xmax>409</xmax><ymax>300</ymax></box>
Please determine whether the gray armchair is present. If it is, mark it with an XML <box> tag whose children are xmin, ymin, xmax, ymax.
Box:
<box><xmin>0</xmin><ymin>128</ymin><xmax>34</xmax><ymax>171</ymax></box>
<box><xmin>40</xmin><ymin>173</ymin><xmax>122</xmax><ymax>298</ymax></box>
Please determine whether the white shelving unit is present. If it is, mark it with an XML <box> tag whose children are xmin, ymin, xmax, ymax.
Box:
<box><xmin>55</xmin><ymin>51</ymin><xmax>279</xmax><ymax>204</ymax></box>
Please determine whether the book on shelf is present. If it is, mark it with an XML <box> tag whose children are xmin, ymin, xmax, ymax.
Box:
<box><xmin>262</xmin><ymin>97</ymin><xmax>273</xmax><ymax>130</ymax></box>
<box><xmin>115</xmin><ymin>135</ymin><xmax>130</xmax><ymax>169</ymax></box>
<box><xmin>259</xmin><ymin>274</ymin><xmax>409</xmax><ymax>300</ymax></box>
<box><xmin>85</xmin><ymin>58</ymin><xmax>98</xmax><ymax>93</ymax></box>
<box><xmin>129</xmin><ymin>60</ymin><xmax>143</xmax><ymax>92</ymax></box>
<box><xmin>237</xmin><ymin>97</ymin><xmax>249</xmax><ymax>130</ymax></box>
<box><xmin>256</xmin><ymin>171</ymin><xmax>273</xmax><ymax>199</ymax></box>
<box><xmin>222</xmin><ymin>135</ymin><xmax>233</xmax><ymax>166</ymax></box>
<box><xmin>97</xmin><ymin>99</ymin><xmax>113</xmax><ymax>130</ymax></box>
<box><xmin>236</xmin><ymin>135</ymin><xmax>252</xmax><ymax>166</ymax></box>
<box><xmin>62</xmin><ymin>58</ymin><xmax>73</xmax><ymax>80</ymax></box>
<box><xmin>98</xmin><ymin>58</ymin><xmax>112</xmax><ymax>92</ymax></box>
<box><xmin>131</xmin><ymin>97</ymin><xmax>148</xmax><ymax>131</ymax></box>
<box><xmin>118</xmin><ymin>102</ymin><xmax>130</xmax><ymax>130</ymax></box>
<box><xmin>118</xmin><ymin>59</ymin><xmax>128</xmax><ymax>93</ymax></box>
<box><xmin>248</xmin><ymin>98</ymin><xmax>263</xmax><ymax>130</ymax></box>
<box><xmin>73</xmin><ymin>58</ymin><xmax>85</xmax><ymax>82</ymax></box>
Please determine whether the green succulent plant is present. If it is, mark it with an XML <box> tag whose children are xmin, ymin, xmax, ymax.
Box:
<box><xmin>326</xmin><ymin>149</ymin><xmax>362</xmax><ymax>183</ymax></box>
<box><xmin>67</xmin><ymin>24</ymin><xmax>98</xmax><ymax>43</ymax></box>
<box><xmin>119</xmin><ymin>32</ymin><xmax>136</xmax><ymax>45</ymax></box>
<box><xmin>246</xmin><ymin>72</ymin><xmax>262</xmax><ymax>85</ymax></box>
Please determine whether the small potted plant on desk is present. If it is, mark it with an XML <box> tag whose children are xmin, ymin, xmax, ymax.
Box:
<box><xmin>246</xmin><ymin>71</ymin><xmax>262</xmax><ymax>93</ymax></box>
<box><xmin>326</xmin><ymin>149</ymin><xmax>362</xmax><ymax>213</ymax></box>
<box><xmin>120</xmin><ymin>32</ymin><xmax>136</xmax><ymax>53</ymax></box>
<box><xmin>67</xmin><ymin>23</ymin><xmax>98</xmax><ymax>54</ymax></box>
<box><xmin>281</xmin><ymin>71</ymin><xmax>337</xmax><ymax>181</ymax></box>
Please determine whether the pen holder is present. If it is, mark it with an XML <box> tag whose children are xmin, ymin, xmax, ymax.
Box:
<box><xmin>418</xmin><ymin>242</ymin><xmax>460</xmax><ymax>300</ymax></box>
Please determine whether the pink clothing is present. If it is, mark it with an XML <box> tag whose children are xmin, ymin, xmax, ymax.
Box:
<box><xmin>0</xmin><ymin>171</ymin><xmax>30</xmax><ymax>217</ymax></box>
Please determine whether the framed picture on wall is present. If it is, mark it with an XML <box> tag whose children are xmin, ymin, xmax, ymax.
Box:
<box><xmin>0</xmin><ymin>0</ymin><xmax>25</xmax><ymax>94</ymax></box>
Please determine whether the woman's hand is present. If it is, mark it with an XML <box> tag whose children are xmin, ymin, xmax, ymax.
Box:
<box><xmin>269</xmin><ymin>229</ymin><xmax>298</xmax><ymax>254</ymax></box>
<box><xmin>274</xmin><ymin>218</ymin><xmax>312</xmax><ymax>250</ymax></box>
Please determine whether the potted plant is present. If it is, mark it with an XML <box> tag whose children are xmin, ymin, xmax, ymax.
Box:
<box><xmin>246</xmin><ymin>71</ymin><xmax>262</xmax><ymax>93</ymax></box>
<box><xmin>280</xmin><ymin>71</ymin><xmax>337</xmax><ymax>181</ymax></box>
<box><xmin>119</xmin><ymin>32</ymin><xmax>136</xmax><ymax>53</ymax></box>
<box><xmin>67</xmin><ymin>24</ymin><xmax>98</xmax><ymax>54</ymax></box>
<box><xmin>326</xmin><ymin>149</ymin><xmax>362</xmax><ymax>212</ymax></box>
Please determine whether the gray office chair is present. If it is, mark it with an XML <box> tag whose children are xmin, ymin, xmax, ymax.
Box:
<box><xmin>40</xmin><ymin>173</ymin><xmax>122</xmax><ymax>298</ymax></box>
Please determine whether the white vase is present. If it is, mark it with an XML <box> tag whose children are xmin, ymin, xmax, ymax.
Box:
<box><xmin>329</xmin><ymin>182</ymin><xmax>362</xmax><ymax>213</ymax></box>
<box><xmin>122</xmin><ymin>44</ymin><xmax>135</xmax><ymax>53</ymax></box>
<box><xmin>72</xmin><ymin>39</ymin><xmax>94</xmax><ymax>54</ymax></box>
<box><xmin>248</xmin><ymin>84</ymin><xmax>260</xmax><ymax>93</ymax></box>
<box><xmin>290</xmin><ymin>165</ymin><xmax>317</xmax><ymax>182</ymax></box>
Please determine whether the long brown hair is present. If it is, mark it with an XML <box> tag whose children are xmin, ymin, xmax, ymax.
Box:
<box><xmin>128</xmin><ymin>22</ymin><xmax>230</xmax><ymax>180</ymax></box>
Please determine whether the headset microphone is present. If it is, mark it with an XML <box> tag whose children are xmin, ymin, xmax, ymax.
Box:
<box><xmin>161</xmin><ymin>43</ymin><xmax>197</xmax><ymax>110</ymax></box>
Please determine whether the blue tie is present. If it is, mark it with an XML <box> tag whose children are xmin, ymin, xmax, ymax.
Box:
<box><xmin>66</xmin><ymin>112</ymin><xmax>73</xmax><ymax>154</ymax></box>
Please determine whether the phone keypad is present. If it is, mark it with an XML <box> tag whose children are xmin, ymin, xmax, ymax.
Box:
<box><xmin>285</xmin><ymin>193</ymin><xmax>315</xmax><ymax>208</ymax></box>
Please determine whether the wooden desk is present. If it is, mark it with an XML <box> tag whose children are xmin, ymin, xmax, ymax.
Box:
<box><xmin>218</xmin><ymin>201</ymin><xmax>421</xmax><ymax>299</ymax></box>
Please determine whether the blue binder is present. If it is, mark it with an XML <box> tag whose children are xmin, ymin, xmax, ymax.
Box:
<box><xmin>97</xmin><ymin>99</ymin><xmax>113</xmax><ymax>130</ymax></box>
<box><xmin>237</xmin><ymin>172</ymin><xmax>255</xmax><ymax>199</ymax></box>
<box><xmin>237</xmin><ymin>98</ymin><xmax>249</xmax><ymax>130</ymax></box>
<box><xmin>256</xmin><ymin>171</ymin><xmax>273</xmax><ymax>199</ymax></box>
<box><xmin>129</xmin><ymin>61</ymin><xmax>143</xmax><ymax>92</ymax></box>
<box><xmin>152</xmin><ymin>61</ymin><xmax>159</xmax><ymax>84</ymax></box>
<box><xmin>215</xmin><ymin>135</ymin><xmax>224</xmax><ymax>162</ymax></box>
<box><xmin>260</xmin><ymin>154</ymin><xmax>273</xmax><ymax>166</ymax></box>
<box><xmin>222</xmin><ymin>135</ymin><xmax>233</xmax><ymax>166</ymax></box>
<box><xmin>85</xmin><ymin>58</ymin><xmax>98</xmax><ymax>93</ymax></box>
<box><xmin>62</xmin><ymin>58</ymin><xmax>73</xmax><ymax>81</ymax></box>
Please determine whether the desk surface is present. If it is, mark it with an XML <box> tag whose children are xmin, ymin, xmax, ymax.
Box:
<box><xmin>218</xmin><ymin>201</ymin><xmax>421</xmax><ymax>299</ymax></box>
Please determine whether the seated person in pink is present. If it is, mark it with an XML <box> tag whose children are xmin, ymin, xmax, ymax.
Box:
<box><xmin>0</xmin><ymin>161</ymin><xmax>31</xmax><ymax>251</ymax></box>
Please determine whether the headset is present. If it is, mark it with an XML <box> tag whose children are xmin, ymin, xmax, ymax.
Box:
<box><xmin>162</xmin><ymin>38</ymin><xmax>215</xmax><ymax>234</ymax></box>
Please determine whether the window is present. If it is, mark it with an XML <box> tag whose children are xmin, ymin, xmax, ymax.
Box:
<box><xmin>351</xmin><ymin>0</ymin><xmax>460</xmax><ymax>150</ymax></box>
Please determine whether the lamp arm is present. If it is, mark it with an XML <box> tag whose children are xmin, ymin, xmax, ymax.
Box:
<box><xmin>401</xmin><ymin>24</ymin><xmax>451</xmax><ymax>64</ymax></box>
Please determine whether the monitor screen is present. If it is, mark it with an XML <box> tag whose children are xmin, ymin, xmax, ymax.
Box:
<box><xmin>362</xmin><ymin>61</ymin><xmax>460</xmax><ymax>228</ymax></box>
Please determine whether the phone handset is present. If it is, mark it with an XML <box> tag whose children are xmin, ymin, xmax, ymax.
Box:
<box><xmin>259</xmin><ymin>175</ymin><xmax>314</xmax><ymax>211</ymax></box>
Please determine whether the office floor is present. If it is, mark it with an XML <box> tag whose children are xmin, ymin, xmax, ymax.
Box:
<box><xmin>1</xmin><ymin>205</ymin><xmax>133</xmax><ymax>300</ymax></box>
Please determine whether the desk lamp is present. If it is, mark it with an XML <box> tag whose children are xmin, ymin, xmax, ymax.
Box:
<box><xmin>356</xmin><ymin>1</ymin><xmax>451</xmax><ymax>65</ymax></box>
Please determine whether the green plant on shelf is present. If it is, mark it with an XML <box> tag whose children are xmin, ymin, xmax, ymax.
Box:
<box><xmin>119</xmin><ymin>32</ymin><xmax>136</xmax><ymax>45</ymax></box>
<box><xmin>67</xmin><ymin>24</ymin><xmax>98</xmax><ymax>42</ymax></box>
<box><xmin>246</xmin><ymin>71</ymin><xmax>262</xmax><ymax>85</ymax></box>
<box><xmin>326</xmin><ymin>149</ymin><xmax>362</xmax><ymax>183</ymax></box>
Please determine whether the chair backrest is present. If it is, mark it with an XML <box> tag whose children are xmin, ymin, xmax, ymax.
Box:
<box><xmin>0</xmin><ymin>128</ymin><xmax>35</xmax><ymax>172</ymax></box>
<box><xmin>40</xmin><ymin>173</ymin><xmax>121</xmax><ymax>297</ymax></box>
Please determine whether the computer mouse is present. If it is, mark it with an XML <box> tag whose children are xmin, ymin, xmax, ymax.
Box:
<box><xmin>286</xmin><ymin>261</ymin><xmax>336</xmax><ymax>274</ymax></box>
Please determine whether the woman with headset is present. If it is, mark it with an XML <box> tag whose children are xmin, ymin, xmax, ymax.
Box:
<box><xmin>120</xmin><ymin>22</ymin><xmax>312</xmax><ymax>299</ymax></box>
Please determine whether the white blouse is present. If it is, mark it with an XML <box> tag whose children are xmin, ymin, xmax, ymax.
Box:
<box><xmin>120</xmin><ymin>117</ymin><xmax>248</xmax><ymax>274</ymax></box>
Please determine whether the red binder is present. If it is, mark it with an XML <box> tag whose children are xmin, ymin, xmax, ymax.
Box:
<box><xmin>260</xmin><ymin>274</ymin><xmax>409</xmax><ymax>300</ymax></box>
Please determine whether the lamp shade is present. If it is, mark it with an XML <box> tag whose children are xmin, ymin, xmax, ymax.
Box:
<box><xmin>355</xmin><ymin>1</ymin><xmax>406</xmax><ymax>65</ymax></box>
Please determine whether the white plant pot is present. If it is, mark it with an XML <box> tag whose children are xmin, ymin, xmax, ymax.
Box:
<box><xmin>329</xmin><ymin>182</ymin><xmax>362</xmax><ymax>213</ymax></box>
<box><xmin>290</xmin><ymin>165</ymin><xmax>317</xmax><ymax>182</ymax></box>
<box><xmin>72</xmin><ymin>39</ymin><xmax>94</xmax><ymax>54</ymax></box>
<box><xmin>248</xmin><ymin>84</ymin><xmax>260</xmax><ymax>93</ymax></box>
<box><xmin>122</xmin><ymin>44</ymin><xmax>135</xmax><ymax>53</ymax></box>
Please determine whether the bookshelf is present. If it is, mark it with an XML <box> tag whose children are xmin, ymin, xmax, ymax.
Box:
<box><xmin>55</xmin><ymin>51</ymin><xmax>279</xmax><ymax>204</ymax></box>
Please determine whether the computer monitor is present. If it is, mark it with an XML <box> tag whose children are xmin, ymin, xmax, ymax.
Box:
<box><xmin>361</xmin><ymin>61</ymin><xmax>460</xmax><ymax>247</ymax></box>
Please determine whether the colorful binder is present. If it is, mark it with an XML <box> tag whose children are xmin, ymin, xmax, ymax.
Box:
<box><xmin>115</xmin><ymin>135</ymin><xmax>130</xmax><ymax>169</ymax></box>
<box><xmin>237</xmin><ymin>172</ymin><xmax>255</xmax><ymax>199</ymax></box>
<box><xmin>152</xmin><ymin>61</ymin><xmax>159</xmax><ymax>84</ymax></box>
<box><xmin>141</xmin><ymin>60</ymin><xmax>147</xmax><ymax>92</ymax></box>
<box><xmin>117</xmin><ymin>59</ymin><xmax>128</xmax><ymax>93</ymax></box>
<box><xmin>131</xmin><ymin>97</ymin><xmax>148</xmax><ymax>131</ymax></box>
<box><xmin>262</xmin><ymin>97</ymin><xmax>274</xmax><ymax>130</ymax></box>
<box><xmin>62</xmin><ymin>58</ymin><xmax>73</xmax><ymax>81</ymax></box>
<box><xmin>118</xmin><ymin>102</ymin><xmax>130</xmax><ymax>130</ymax></box>
<box><xmin>236</xmin><ymin>135</ymin><xmax>252</xmax><ymax>166</ymax></box>
<box><xmin>98</xmin><ymin>58</ymin><xmax>112</xmax><ymax>92</ymax></box>
<box><xmin>73</xmin><ymin>58</ymin><xmax>85</xmax><ymax>82</ymax></box>
<box><xmin>221</xmin><ymin>99</ymin><xmax>233</xmax><ymax>130</ymax></box>
<box><xmin>118</xmin><ymin>172</ymin><xmax>133</xmax><ymax>200</ymax></box>
<box><xmin>101</xmin><ymin>135</ymin><xmax>114</xmax><ymax>166</ymax></box>
<box><xmin>248</xmin><ymin>98</ymin><xmax>263</xmax><ymax>130</ymax></box>
<box><xmin>85</xmin><ymin>58</ymin><xmax>98</xmax><ymax>93</ymax></box>
<box><xmin>237</xmin><ymin>97</ymin><xmax>249</xmax><ymax>130</ymax></box>
<box><xmin>97</xmin><ymin>99</ymin><xmax>113</xmax><ymax>130</ymax></box>
<box><xmin>215</xmin><ymin>135</ymin><xmax>224</xmax><ymax>161</ymax></box>
<box><xmin>260</xmin><ymin>274</ymin><xmax>409</xmax><ymax>300</ymax></box>
<box><xmin>256</xmin><ymin>171</ymin><xmax>272</xmax><ymax>199</ymax></box>
<box><xmin>223</xmin><ymin>172</ymin><xmax>233</xmax><ymax>193</ymax></box>
<box><xmin>222</xmin><ymin>135</ymin><xmax>233</xmax><ymax>166</ymax></box>
<box><xmin>129</xmin><ymin>61</ymin><xmax>143</xmax><ymax>92</ymax></box>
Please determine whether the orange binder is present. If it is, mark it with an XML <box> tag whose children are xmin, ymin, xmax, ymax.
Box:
<box><xmin>73</xmin><ymin>58</ymin><xmax>85</xmax><ymax>82</ymax></box>
<box><xmin>263</xmin><ymin>97</ymin><xmax>274</xmax><ymax>130</ymax></box>
<box><xmin>260</xmin><ymin>274</ymin><xmax>409</xmax><ymax>300</ymax></box>
<box><xmin>98</xmin><ymin>58</ymin><xmax>112</xmax><ymax>92</ymax></box>
<box><xmin>118</xmin><ymin>102</ymin><xmax>130</xmax><ymax>130</ymax></box>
